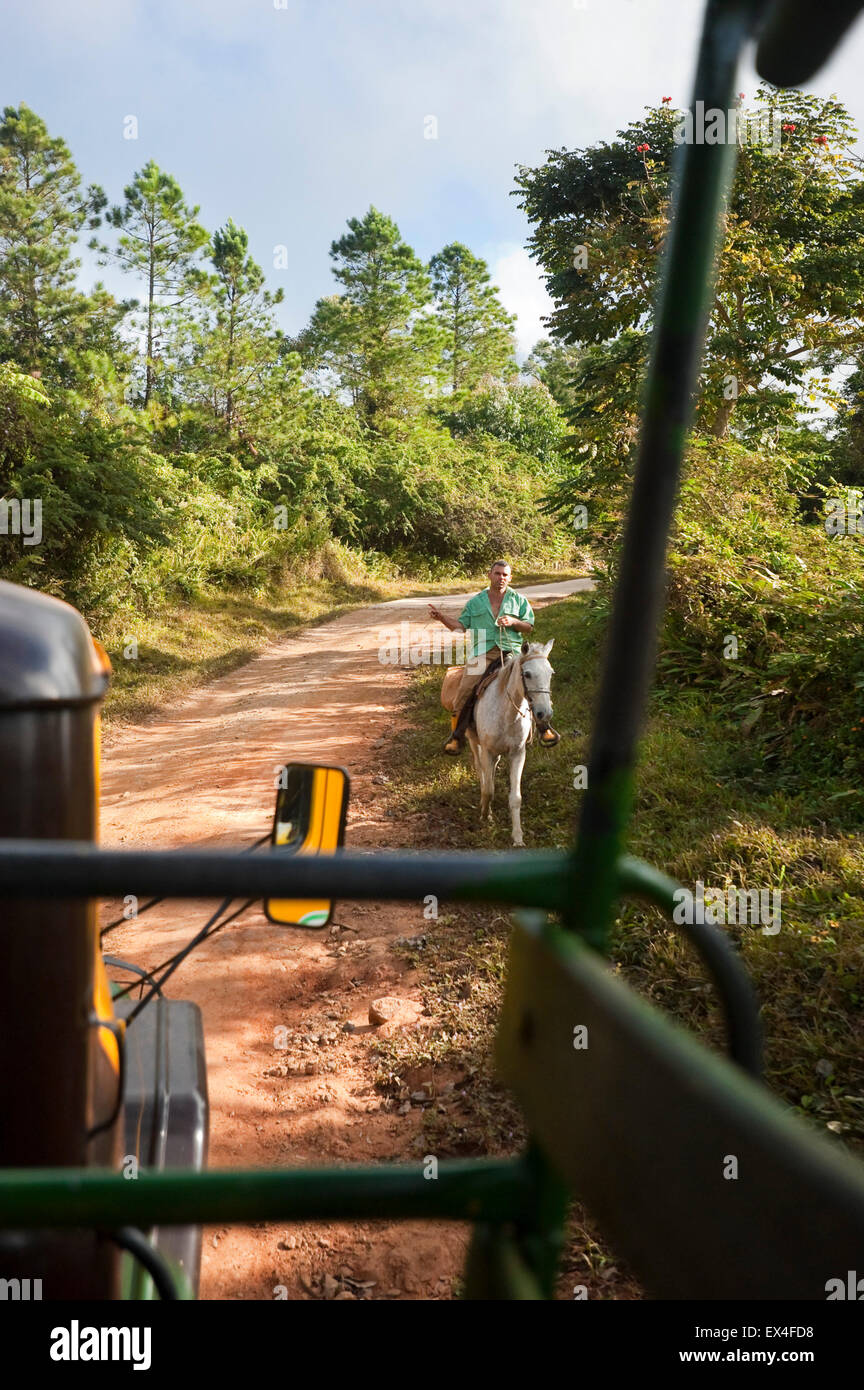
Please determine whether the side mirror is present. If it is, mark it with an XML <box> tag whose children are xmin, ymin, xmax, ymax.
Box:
<box><xmin>265</xmin><ymin>763</ymin><xmax>350</xmax><ymax>928</ymax></box>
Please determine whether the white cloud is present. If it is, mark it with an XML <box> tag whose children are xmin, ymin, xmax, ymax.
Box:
<box><xmin>489</xmin><ymin>245</ymin><xmax>555</xmax><ymax>358</ymax></box>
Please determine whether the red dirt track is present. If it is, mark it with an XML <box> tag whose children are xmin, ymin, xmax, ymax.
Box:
<box><xmin>99</xmin><ymin>580</ymin><xmax>588</xmax><ymax>1300</ymax></box>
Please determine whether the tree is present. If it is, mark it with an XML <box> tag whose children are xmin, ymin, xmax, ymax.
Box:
<box><xmin>306</xmin><ymin>207</ymin><xmax>437</xmax><ymax>425</ymax></box>
<box><xmin>92</xmin><ymin>160</ymin><xmax>208</xmax><ymax>405</ymax></box>
<box><xmin>179</xmin><ymin>219</ymin><xmax>289</xmax><ymax>441</ymax></box>
<box><xmin>827</xmin><ymin>363</ymin><xmax>864</xmax><ymax>486</ymax></box>
<box><xmin>515</xmin><ymin>90</ymin><xmax>864</xmax><ymax>460</ymax></box>
<box><xmin>523</xmin><ymin>338</ymin><xmax>584</xmax><ymax>410</ymax></box>
<box><xmin>0</xmin><ymin>104</ymin><xmax>117</xmax><ymax>385</ymax></box>
<box><xmin>428</xmin><ymin>242</ymin><xmax>515</xmax><ymax>391</ymax></box>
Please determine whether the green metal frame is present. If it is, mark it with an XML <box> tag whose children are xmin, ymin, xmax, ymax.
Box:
<box><xmin>3</xmin><ymin>0</ymin><xmax>864</xmax><ymax>1299</ymax></box>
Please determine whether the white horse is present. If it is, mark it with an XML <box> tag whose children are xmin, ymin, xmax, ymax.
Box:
<box><xmin>465</xmin><ymin>640</ymin><xmax>555</xmax><ymax>848</ymax></box>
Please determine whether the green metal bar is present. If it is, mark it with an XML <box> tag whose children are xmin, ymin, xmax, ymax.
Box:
<box><xmin>618</xmin><ymin>855</ymin><xmax>764</xmax><ymax>1076</ymax></box>
<box><xmin>496</xmin><ymin>912</ymin><xmax>864</xmax><ymax>1299</ymax></box>
<box><xmin>508</xmin><ymin>1140</ymin><xmax>570</xmax><ymax>1299</ymax></box>
<box><xmin>0</xmin><ymin>1160</ymin><xmax>533</xmax><ymax>1230</ymax></box>
<box><xmin>0</xmin><ymin>841</ymin><xmax>571</xmax><ymax>915</ymax></box>
<box><xmin>617</xmin><ymin>854</ymin><xmax>683</xmax><ymax>914</ymax></box>
<box><xmin>463</xmin><ymin>1224</ymin><xmax>545</xmax><ymax>1300</ymax></box>
<box><xmin>463</xmin><ymin>1138</ymin><xmax>569</xmax><ymax>1300</ymax></box>
<box><xmin>567</xmin><ymin>0</ymin><xmax>763</xmax><ymax>949</ymax></box>
<box><xmin>120</xmin><ymin>1248</ymin><xmax>194</xmax><ymax>1302</ymax></box>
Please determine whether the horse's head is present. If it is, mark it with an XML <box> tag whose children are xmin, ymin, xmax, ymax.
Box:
<box><xmin>519</xmin><ymin>638</ymin><xmax>555</xmax><ymax>728</ymax></box>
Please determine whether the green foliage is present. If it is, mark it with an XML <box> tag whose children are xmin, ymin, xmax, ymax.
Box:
<box><xmin>336</xmin><ymin>420</ymin><xmax>568</xmax><ymax>569</ymax></box>
<box><xmin>827</xmin><ymin>364</ymin><xmax>864</xmax><ymax>486</ymax></box>
<box><xmin>176</xmin><ymin>218</ymin><xmax>289</xmax><ymax>443</ymax></box>
<box><xmin>653</xmin><ymin>439</ymin><xmax>864</xmax><ymax>782</ymax></box>
<box><xmin>429</xmin><ymin>242</ymin><xmax>516</xmax><ymax>391</ymax></box>
<box><xmin>90</xmin><ymin>159</ymin><xmax>209</xmax><ymax>404</ymax></box>
<box><xmin>438</xmin><ymin>377</ymin><xmax>568</xmax><ymax>465</ymax></box>
<box><xmin>0</xmin><ymin>367</ymin><xmax>176</xmax><ymax>611</ymax></box>
<box><xmin>306</xmin><ymin>207</ymin><xmax>439</xmax><ymax>425</ymax></box>
<box><xmin>523</xmin><ymin>338</ymin><xmax>584</xmax><ymax>411</ymax></box>
<box><xmin>0</xmin><ymin>104</ymin><xmax>118</xmax><ymax>387</ymax></box>
<box><xmin>0</xmin><ymin>114</ymin><xmax>574</xmax><ymax>620</ymax></box>
<box><xmin>516</xmin><ymin>89</ymin><xmax>864</xmax><ymax>503</ymax></box>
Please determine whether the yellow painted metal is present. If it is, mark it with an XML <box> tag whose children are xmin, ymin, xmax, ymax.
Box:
<box><xmin>267</xmin><ymin>765</ymin><xmax>348</xmax><ymax>926</ymax></box>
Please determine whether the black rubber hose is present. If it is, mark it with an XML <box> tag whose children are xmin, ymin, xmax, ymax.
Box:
<box><xmin>104</xmin><ymin>1226</ymin><xmax>178</xmax><ymax>1301</ymax></box>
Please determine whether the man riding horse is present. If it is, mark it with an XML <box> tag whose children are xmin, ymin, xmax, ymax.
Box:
<box><xmin>428</xmin><ymin>561</ymin><xmax>559</xmax><ymax>755</ymax></box>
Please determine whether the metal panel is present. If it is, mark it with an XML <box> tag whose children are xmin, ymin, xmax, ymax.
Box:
<box><xmin>119</xmin><ymin>999</ymin><xmax>209</xmax><ymax>1292</ymax></box>
<box><xmin>496</xmin><ymin>914</ymin><xmax>864</xmax><ymax>1300</ymax></box>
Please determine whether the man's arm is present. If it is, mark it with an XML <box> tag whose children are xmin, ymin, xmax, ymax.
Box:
<box><xmin>497</xmin><ymin>593</ymin><xmax>535</xmax><ymax>636</ymax></box>
<box><xmin>428</xmin><ymin>603</ymin><xmax>466</xmax><ymax>633</ymax></box>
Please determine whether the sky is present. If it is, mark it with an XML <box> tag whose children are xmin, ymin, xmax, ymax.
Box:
<box><xmin>3</xmin><ymin>0</ymin><xmax>863</xmax><ymax>356</ymax></box>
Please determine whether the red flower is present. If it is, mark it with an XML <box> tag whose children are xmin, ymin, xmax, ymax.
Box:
<box><xmin>738</xmin><ymin>92</ymin><xmax>746</xmax><ymax>99</ymax></box>
<box><xmin>636</xmin><ymin>143</ymin><xmax>651</xmax><ymax>154</ymax></box>
<box><xmin>782</xmin><ymin>122</ymin><xmax>796</xmax><ymax>132</ymax></box>
<box><xmin>661</xmin><ymin>96</ymin><xmax>671</xmax><ymax>104</ymax></box>
<box><xmin>814</xmin><ymin>135</ymin><xmax>828</xmax><ymax>145</ymax></box>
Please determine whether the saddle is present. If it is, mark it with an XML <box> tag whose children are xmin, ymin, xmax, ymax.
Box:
<box><xmin>442</xmin><ymin>654</ymin><xmax>512</xmax><ymax>746</ymax></box>
<box><xmin>441</xmin><ymin>654</ymin><xmax>510</xmax><ymax>714</ymax></box>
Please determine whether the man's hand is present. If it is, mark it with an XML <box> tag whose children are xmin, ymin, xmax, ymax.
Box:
<box><xmin>497</xmin><ymin>615</ymin><xmax>533</xmax><ymax>633</ymax></box>
<box><xmin>429</xmin><ymin>604</ymin><xmax>464</xmax><ymax>633</ymax></box>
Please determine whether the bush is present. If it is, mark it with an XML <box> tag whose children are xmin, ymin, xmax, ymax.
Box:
<box><xmin>655</xmin><ymin>439</ymin><xmax>864</xmax><ymax>783</ymax></box>
<box><xmin>437</xmin><ymin>377</ymin><xmax>568</xmax><ymax>464</ymax></box>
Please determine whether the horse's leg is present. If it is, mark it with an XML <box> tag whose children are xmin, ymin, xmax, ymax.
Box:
<box><xmin>509</xmin><ymin>742</ymin><xmax>527</xmax><ymax>847</ymax></box>
<box><xmin>465</xmin><ymin>729</ymin><xmax>481</xmax><ymax>779</ymax></box>
<box><xmin>478</xmin><ymin>744</ymin><xmax>494</xmax><ymax>822</ymax></box>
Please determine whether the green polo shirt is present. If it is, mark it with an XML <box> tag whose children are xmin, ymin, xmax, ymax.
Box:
<box><xmin>458</xmin><ymin>588</ymin><xmax>535</xmax><ymax>657</ymax></box>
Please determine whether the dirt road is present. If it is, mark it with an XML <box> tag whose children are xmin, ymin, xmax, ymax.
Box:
<box><xmin>99</xmin><ymin>579</ymin><xmax>590</xmax><ymax>1300</ymax></box>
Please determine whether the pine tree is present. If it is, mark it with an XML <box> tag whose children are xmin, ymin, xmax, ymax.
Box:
<box><xmin>429</xmin><ymin>242</ymin><xmax>516</xmax><ymax>391</ymax></box>
<box><xmin>307</xmin><ymin>207</ymin><xmax>436</xmax><ymax>425</ymax></box>
<box><xmin>0</xmin><ymin>104</ymin><xmax>112</xmax><ymax>384</ymax></box>
<box><xmin>181</xmin><ymin>219</ymin><xmax>287</xmax><ymax>440</ymax></box>
<box><xmin>92</xmin><ymin>160</ymin><xmax>208</xmax><ymax>404</ymax></box>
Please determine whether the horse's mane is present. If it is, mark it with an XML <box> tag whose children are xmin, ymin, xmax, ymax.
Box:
<box><xmin>484</xmin><ymin>645</ymin><xmax>546</xmax><ymax>702</ymax></box>
<box><xmin>504</xmin><ymin>651</ymin><xmax>525</xmax><ymax>701</ymax></box>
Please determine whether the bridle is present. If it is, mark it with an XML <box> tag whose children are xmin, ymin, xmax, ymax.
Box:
<box><xmin>504</xmin><ymin>656</ymin><xmax>552</xmax><ymax>722</ymax></box>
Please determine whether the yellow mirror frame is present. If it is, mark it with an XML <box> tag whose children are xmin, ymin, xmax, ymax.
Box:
<box><xmin>265</xmin><ymin>763</ymin><xmax>350</xmax><ymax>927</ymax></box>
